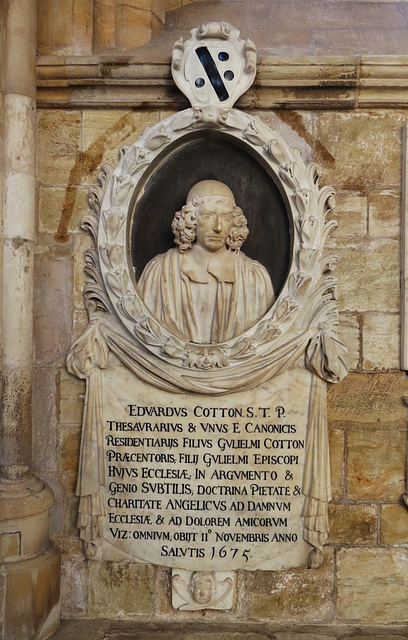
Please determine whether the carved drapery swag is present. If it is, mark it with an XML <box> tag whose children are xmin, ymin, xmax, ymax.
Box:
<box><xmin>67</xmin><ymin>22</ymin><xmax>347</xmax><ymax>559</ymax></box>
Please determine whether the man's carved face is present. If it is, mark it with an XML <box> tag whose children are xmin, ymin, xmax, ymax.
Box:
<box><xmin>195</xmin><ymin>196</ymin><xmax>234</xmax><ymax>252</ymax></box>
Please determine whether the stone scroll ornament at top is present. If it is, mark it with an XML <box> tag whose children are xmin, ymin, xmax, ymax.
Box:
<box><xmin>67</xmin><ymin>21</ymin><xmax>348</xmax><ymax>597</ymax></box>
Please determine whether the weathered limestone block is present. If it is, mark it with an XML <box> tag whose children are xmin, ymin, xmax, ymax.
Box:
<box><xmin>34</xmin><ymin>244</ymin><xmax>72</xmax><ymax>367</ymax></box>
<box><xmin>94</xmin><ymin>0</ymin><xmax>165</xmax><ymax>52</ymax></box>
<box><xmin>330</xmin><ymin>238</ymin><xmax>399</xmax><ymax>312</ymax></box>
<box><xmin>380</xmin><ymin>504</ymin><xmax>408</xmax><ymax>545</ymax></box>
<box><xmin>329</xmin><ymin>428</ymin><xmax>345</xmax><ymax>501</ymax></box>
<box><xmin>39</xmin><ymin>186</ymin><xmax>87</xmax><ymax>235</ymax></box>
<box><xmin>32</xmin><ymin>368</ymin><xmax>58</xmax><ymax>473</ymax></box>
<box><xmin>328</xmin><ymin>372</ymin><xmax>408</xmax><ymax>429</ymax></box>
<box><xmin>58</xmin><ymin>369</ymin><xmax>85</xmax><ymax>427</ymax></box>
<box><xmin>315</xmin><ymin>112</ymin><xmax>405</xmax><ymax>188</ymax></box>
<box><xmin>362</xmin><ymin>312</ymin><xmax>400</xmax><ymax>370</ymax></box>
<box><xmin>37</xmin><ymin>110</ymin><xmax>82</xmax><ymax>186</ymax></box>
<box><xmin>117</xmin><ymin>0</ymin><xmax>165</xmax><ymax>49</ymax></box>
<box><xmin>60</xmin><ymin>542</ymin><xmax>88</xmax><ymax>617</ymax></box>
<box><xmin>328</xmin><ymin>504</ymin><xmax>377</xmax><ymax>545</ymax></box>
<box><xmin>5</xmin><ymin>94</ymin><xmax>35</xmax><ymax>175</ymax></box>
<box><xmin>257</xmin><ymin>110</ymin><xmax>314</xmax><ymax>164</ymax></box>
<box><xmin>5</xmin><ymin>0</ymin><xmax>36</xmax><ymax>98</ymax></box>
<box><xmin>2</xmin><ymin>239</ymin><xmax>34</xmax><ymax>369</ymax></box>
<box><xmin>59</xmin><ymin>427</ymin><xmax>81</xmax><ymax>494</ymax></box>
<box><xmin>368</xmin><ymin>189</ymin><xmax>400</xmax><ymax>239</ymax></box>
<box><xmin>338</xmin><ymin>313</ymin><xmax>360</xmax><ymax>370</ymax></box>
<box><xmin>245</xmin><ymin>550</ymin><xmax>334</xmax><ymax>622</ymax></box>
<box><xmin>337</xmin><ymin>548</ymin><xmax>408</xmax><ymax>623</ymax></box>
<box><xmin>328</xmin><ymin>190</ymin><xmax>367</xmax><ymax>237</ymax></box>
<box><xmin>82</xmin><ymin>110</ymin><xmax>160</xmax><ymax>183</ymax></box>
<box><xmin>38</xmin><ymin>0</ymin><xmax>93</xmax><ymax>56</ymax></box>
<box><xmin>73</xmin><ymin>232</ymin><xmax>94</xmax><ymax>309</ymax></box>
<box><xmin>0</xmin><ymin>368</ymin><xmax>32</xmax><ymax>477</ymax></box>
<box><xmin>346</xmin><ymin>428</ymin><xmax>406</xmax><ymax>501</ymax></box>
<box><xmin>88</xmin><ymin>561</ymin><xmax>155</xmax><ymax>617</ymax></box>
<box><xmin>184</xmin><ymin>635</ymin><xmax>270</xmax><ymax>640</ymax></box>
<box><xmin>1</xmin><ymin>546</ymin><xmax>60</xmax><ymax>640</ymax></box>
<box><xmin>93</xmin><ymin>0</ymin><xmax>116</xmax><ymax>51</ymax></box>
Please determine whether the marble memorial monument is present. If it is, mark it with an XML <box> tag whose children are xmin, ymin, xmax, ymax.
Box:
<box><xmin>67</xmin><ymin>22</ymin><xmax>348</xmax><ymax>610</ymax></box>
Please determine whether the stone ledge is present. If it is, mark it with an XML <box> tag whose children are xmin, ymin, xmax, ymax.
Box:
<box><xmin>50</xmin><ymin>620</ymin><xmax>408</xmax><ymax>640</ymax></box>
<box><xmin>36</xmin><ymin>55</ymin><xmax>408</xmax><ymax>109</ymax></box>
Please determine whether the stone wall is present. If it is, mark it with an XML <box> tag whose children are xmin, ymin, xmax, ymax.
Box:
<box><xmin>34</xmin><ymin>101</ymin><xmax>408</xmax><ymax>623</ymax></box>
<box><xmin>37</xmin><ymin>0</ymin><xmax>203</xmax><ymax>55</ymax></box>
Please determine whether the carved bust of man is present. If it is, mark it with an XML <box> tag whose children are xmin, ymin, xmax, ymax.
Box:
<box><xmin>138</xmin><ymin>180</ymin><xmax>275</xmax><ymax>343</ymax></box>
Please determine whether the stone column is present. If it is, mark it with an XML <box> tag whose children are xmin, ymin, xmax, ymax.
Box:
<box><xmin>0</xmin><ymin>1</ymin><xmax>61</xmax><ymax>639</ymax></box>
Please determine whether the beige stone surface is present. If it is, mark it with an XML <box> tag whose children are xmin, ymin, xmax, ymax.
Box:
<box><xmin>362</xmin><ymin>313</ymin><xmax>400</xmax><ymax>370</ymax></box>
<box><xmin>331</xmin><ymin>238</ymin><xmax>399</xmax><ymax>313</ymax></box>
<box><xmin>49</xmin><ymin>619</ymin><xmax>408</xmax><ymax>639</ymax></box>
<box><xmin>328</xmin><ymin>372</ymin><xmax>408</xmax><ymax>429</ymax></box>
<box><xmin>337</xmin><ymin>548</ymin><xmax>408</xmax><ymax>623</ymax></box>
<box><xmin>3</xmin><ymin>546</ymin><xmax>60</xmax><ymax>640</ymax></box>
<box><xmin>338</xmin><ymin>313</ymin><xmax>360</xmax><ymax>370</ymax></box>
<box><xmin>73</xmin><ymin>231</ymin><xmax>94</xmax><ymax>310</ymax></box>
<box><xmin>245</xmin><ymin>549</ymin><xmax>334</xmax><ymax>622</ymax></box>
<box><xmin>38</xmin><ymin>0</ymin><xmax>93</xmax><ymax>57</ymax></box>
<box><xmin>330</xmin><ymin>190</ymin><xmax>367</xmax><ymax>237</ymax></box>
<box><xmin>72</xmin><ymin>0</ymin><xmax>94</xmax><ymax>56</ymax></box>
<box><xmin>88</xmin><ymin>561</ymin><xmax>155</xmax><ymax>617</ymax></box>
<box><xmin>315</xmin><ymin>112</ymin><xmax>405</xmax><ymax>188</ymax></box>
<box><xmin>59</xmin><ymin>369</ymin><xmax>85</xmax><ymax>426</ymax></box>
<box><xmin>37</xmin><ymin>110</ymin><xmax>82</xmax><ymax>186</ymax></box>
<box><xmin>59</xmin><ymin>427</ymin><xmax>81</xmax><ymax>493</ymax></box>
<box><xmin>381</xmin><ymin>504</ymin><xmax>408</xmax><ymax>545</ymax></box>
<box><xmin>60</xmin><ymin>548</ymin><xmax>88</xmax><ymax>617</ymax></box>
<box><xmin>256</xmin><ymin>111</ymin><xmax>314</xmax><ymax>164</ymax></box>
<box><xmin>369</xmin><ymin>189</ymin><xmax>400</xmax><ymax>238</ymax></box>
<box><xmin>82</xmin><ymin>109</ymin><xmax>160</xmax><ymax>183</ymax></box>
<box><xmin>328</xmin><ymin>503</ymin><xmax>377</xmax><ymax>544</ymax></box>
<box><xmin>4</xmin><ymin>0</ymin><xmax>37</xmax><ymax>98</ymax></box>
<box><xmin>93</xmin><ymin>0</ymin><xmax>116</xmax><ymax>52</ymax></box>
<box><xmin>2</xmin><ymin>238</ymin><xmax>34</xmax><ymax>368</ymax></box>
<box><xmin>4</xmin><ymin>94</ymin><xmax>36</xmax><ymax>176</ymax></box>
<box><xmin>72</xmin><ymin>309</ymin><xmax>89</xmax><ymax>342</ymax></box>
<box><xmin>34</xmin><ymin>243</ymin><xmax>72</xmax><ymax>366</ymax></box>
<box><xmin>185</xmin><ymin>635</ymin><xmax>270</xmax><ymax>640</ymax></box>
<box><xmin>3</xmin><ymin>172</ymin><xmax>36</xmax><ymax>240</ymax></box>
<box><xmin>346</xmin><ymin>428</ymin><xmax>406</xmax><ymax>501</ymax></box>
<box><xmin>38</xmin><ymin>0</ymin><xmax>75</xmax><ymax>56</ymax></box>
<box><xmin>39</xmin><ymin>186</ymin><xmax>88</xmax><ymax>235</ymax></box>
<box><xmin>0</xmin><ymin>532</ymin><xmax>20</xmax><ymax>561</ymax></box>
<box><xmin>329</xmin><ymin>428</ymin><xmax>344</xmax><ymax>501</ymax></box>
<box><xmin>32</xmin><ymin>367</ymin><xmax>58</xmax><ymax>472</ymax></box>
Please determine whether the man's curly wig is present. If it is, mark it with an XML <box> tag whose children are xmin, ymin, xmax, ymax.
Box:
<box><xmin>171</xmin><ymin>196</ymin><xmax>249</xmax><ymax>253</ymax></box>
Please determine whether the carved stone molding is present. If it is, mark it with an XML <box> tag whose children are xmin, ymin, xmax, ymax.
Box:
<box><xmin>37</xmin><ymin>55</ymin><xmax>408</xmax><ymax>109</ymax></box>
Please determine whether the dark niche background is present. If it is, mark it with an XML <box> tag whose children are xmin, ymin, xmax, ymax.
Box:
<box><xmin>130</xmin><ymin>136</ymin><xmax>292</xmax><ymax>296</ymax></box>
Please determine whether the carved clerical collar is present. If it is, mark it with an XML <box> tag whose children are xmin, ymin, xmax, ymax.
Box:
<box><xmin>181</xmin><ymin>246</ymin><xmax>235</xmax><ymax>283</ymax></box>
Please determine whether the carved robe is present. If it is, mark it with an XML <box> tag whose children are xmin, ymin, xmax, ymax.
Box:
<box><xmin>138</xmin><ymin>247</ymin><xmax>275</xmax><ymax>343</ymax></box>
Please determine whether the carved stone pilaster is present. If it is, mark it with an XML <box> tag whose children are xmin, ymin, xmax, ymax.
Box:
<box><xmin>0</xmin><ymin>1</ymin><xmax>60</xmax><ymax>638</ymax></box>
